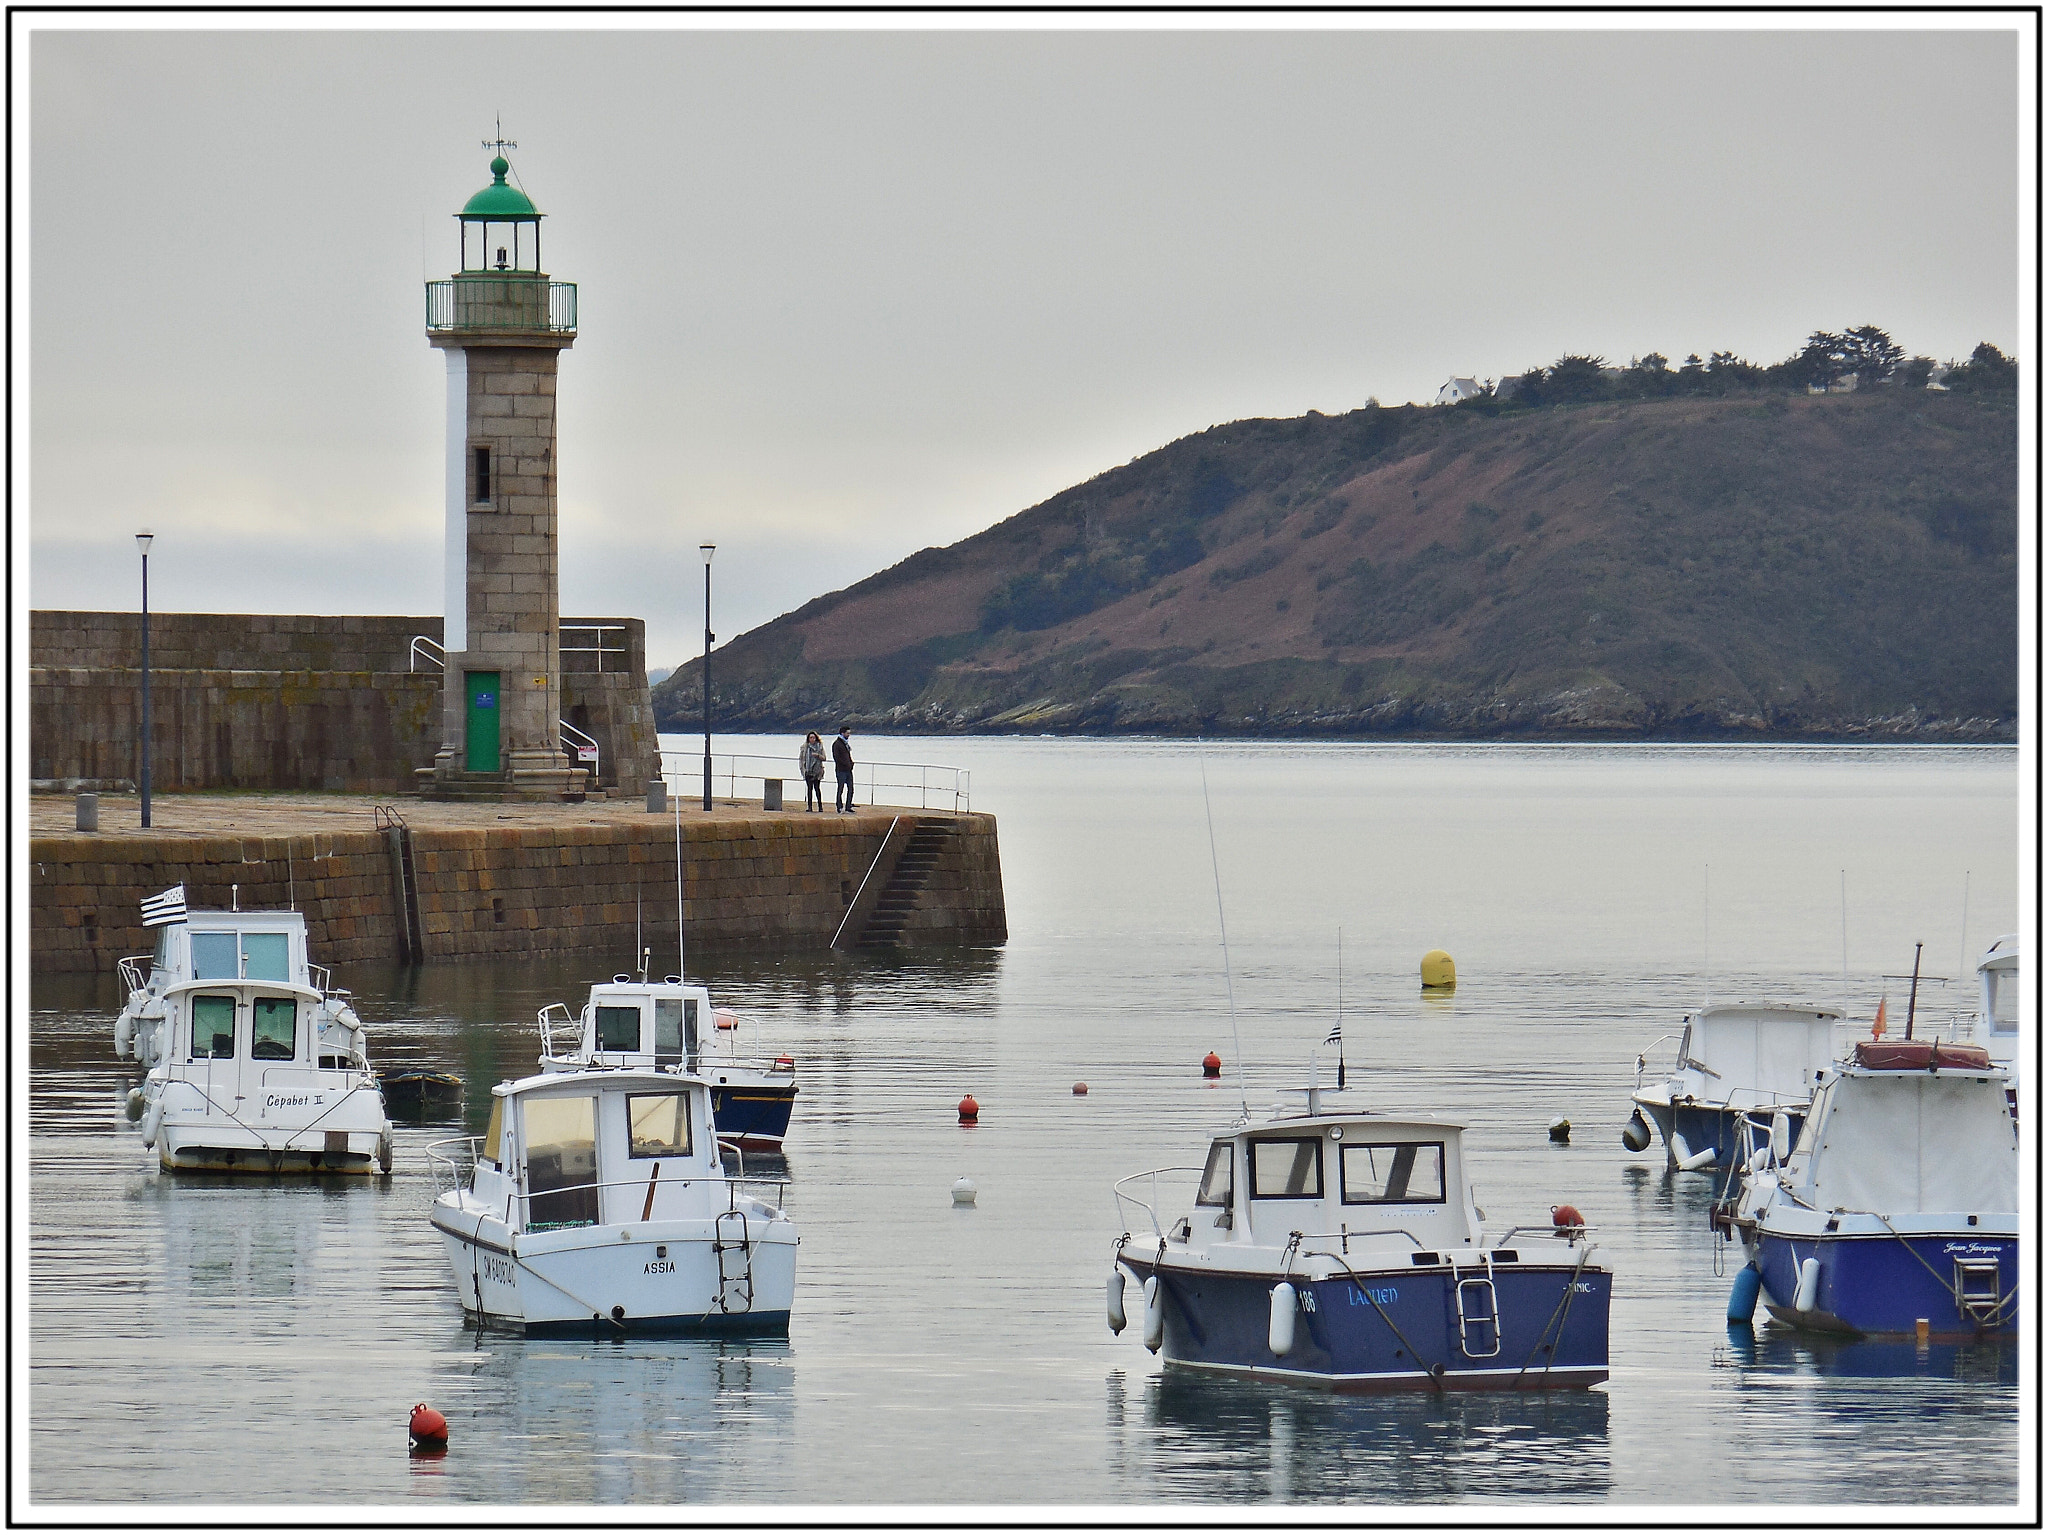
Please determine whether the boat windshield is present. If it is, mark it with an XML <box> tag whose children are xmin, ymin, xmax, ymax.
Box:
<box><xmin>524</xmin><ymin>1094</ymin><xmax>599</xmax><ymax>1228</ymax></box>
<box><xmin>595</xmin><ymin>1005</ymin><xmax>640</xmax><ymax>1052</ymax></box>
<box><xmin>1249</xmin><ymin>1137</ymin><xmax>1324</xmax><ymax>1199</ymax></box>
<box><xmin>251</xmin><ymin>997</ymin><xmax>297</xmax><ymax>1060</ymax></box>
<box><xmin>190</xmin><ymin>995</ymin><xmax>236</xmax><ymax>1059</ymax></box>
<box><xmin>1341</xmin><ymin>1142</ymin><xmax>1446</xmax><ymax>1204</ymax></box>
<box><xmin>1195</xmin><ymin>1140</ymin><xmax>1234</xmax><ymax>1206</ymax></box>
<box><xmin>627</xmin><ymin>1092</ymin><xmax>693</xmax><ymax>1159</ymax></box>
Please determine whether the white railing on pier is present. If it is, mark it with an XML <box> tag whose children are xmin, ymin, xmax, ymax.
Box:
<box><xmin>657</xmin><ymin>750</ymin><xmax>971</xmax><ymax>813</ymax></box>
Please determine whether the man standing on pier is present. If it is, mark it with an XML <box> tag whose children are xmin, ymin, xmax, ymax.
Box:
<box><xmin>833</xmin><ymin>727</ymin><xmax>856</xmax><ymax>813</ymax></box>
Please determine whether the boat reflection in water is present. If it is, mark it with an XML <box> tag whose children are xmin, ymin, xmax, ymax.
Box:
<box><xmin>1720</xmin><ymin>1323</ymin><xmax>2018</xmax><ymax>1386</ymax></box>
<box><xmin>1108</xmin><ymin>1367</ymin><xmax>1611</xmax><ymax>1502</ymax></box>
<box><xmin>411</xmin><ymin>1333</ymin><xmax>796</xmax><ymax>1500</ymax></box>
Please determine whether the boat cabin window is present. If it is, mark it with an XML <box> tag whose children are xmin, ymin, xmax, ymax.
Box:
<box><xmin>189</xmin><ymin>995</ymin><xmax>237</xmax><ymax>1059</ymax></box>
<box><xmin>523</xmin><ymin>1094</ymin><xmax>599</xmax><ymax>1228</ymax></box>
<box><xmin>626</xmin><ymin>1092</ymin><xmax>693</xmax><ymax>1159</ymax></box>
<box><xmin>654</xmin><ymin>998</ymin><xmax>692</xmax><ymax>1066</ymax></box>
<box><xmin>1249</xmin><ymin>1137</ymin><xmax>1323</xmax><ymax>1199</ymax></box>
<box><xmin>250</xmin><ymin>997</ymin><xmax>297</xmax><ymax>1060</ymax></box>
<box><xmin>595</xmin><ymin>1005</ymin><xmax>641</xmax><ymax>1052</ymax></box>
<box><xmin>484</xmin><ymin>1095</ymin><xmax>506</xmax><ymax>1167</ymax></box>
<box><xmin>1341</xmin><ymin>1142</ymin><xmax>1446</xmax><ymax>1204</ymax></box>
<box><xmin>1988</xmin><ymin>970</ymin><xmax>2017</xmax><ymax>1034</ymax></box>
<box><xmin>241</xmin><ymin>933</ymin><xmax>289</xmax><ymax>982</ymax></box>
<box><xmin>191</xmin><ymin>933</ymin><xmax>240</xmax><ymax>980</ymax></box>
<box><xmin>1195</xmin><ymin>1140</ymin><xmax>1234</xmax><ymax>1206</ymax></box>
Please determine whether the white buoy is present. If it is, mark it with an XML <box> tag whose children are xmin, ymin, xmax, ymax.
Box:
<box><xmin>1141</xmin><ymin>1277</ymin><xmax>1164</xmax><ymax>1353</ymax></box>
<box><xmin>1268</xmin><ymin>1282</ymin><xmax>1298</xmax><ymax>1356</ymax></box>
<box><xmin>951</xmin><ymin>1176</ymin><xmax>977</xmax><ymax>1206</ymax></box>
<box><xmin>1794</xmin><ymin>1257</ymin><xmax>1822</xmax><ymax>1314</ymax></box>
<box><xmin>1106</xmin><ymin>1270</ymin><xmax>1127</xmax><ymax>1334</ymax></box>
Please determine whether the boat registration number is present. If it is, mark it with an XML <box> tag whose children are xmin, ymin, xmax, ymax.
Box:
<box><xmin>479</xmin><ymin>1254</ymin><xmax>515</xmax><ymax>1286</ymax></box>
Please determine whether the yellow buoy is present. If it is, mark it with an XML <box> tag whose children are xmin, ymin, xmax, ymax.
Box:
<box><xmin>1421</xmin><ymin>949</ymin><xmax>1457</xmax><ymax>990</ymax></box>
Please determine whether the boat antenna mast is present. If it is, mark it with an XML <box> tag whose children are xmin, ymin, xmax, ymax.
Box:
<box><xmin>1332</xmin><ymin>926</ymin><xmax>1346</xmax><ymax>1091</ymax></box>
<box><xmin>674</xmin><ymin>797</ymin><xmax>686</xmax><ymax>982</ymax></box>
<box><xmin>1198</xmin><ymin>753</ymin><xmax>1250</xmax><ymax>1123</ymax></box>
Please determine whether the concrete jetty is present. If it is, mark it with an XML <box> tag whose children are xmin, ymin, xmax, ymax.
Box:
<box><xmin>30</xmin><ymin>791</ymin><xmax>1005</xmax><ymax>975</ymax></box>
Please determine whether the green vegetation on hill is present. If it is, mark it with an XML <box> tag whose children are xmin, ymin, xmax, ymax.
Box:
<box><xmin>654</xmin><ymin>380</ymin><xmax>2016</xmax><ymax>739</ymax></box>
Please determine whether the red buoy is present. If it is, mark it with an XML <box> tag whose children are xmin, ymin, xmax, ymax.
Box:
<box><xmin>1073</xmin><ymin>1082</ymin><xmax>1088</xmax><ymax>1096</ymax></box>
<box><xmin>1202</xmin><ymin>1052</ymin><xmax>1222</xmax><ymax>1078</ymax></box>
<box><xmin>409</xmin><ymin>1403</ymin><xmax>448</xmax><ymax>1446</ymax></box>
<box><xmin>958</xmin><ymin>1094</ymin><xmax>979</xmax><ymax>1123</ymax></box>
<box><xmin>1551</xmin><ymin>1204</ymin><xmax>1585</xmax><ymax>1232</ymax></box>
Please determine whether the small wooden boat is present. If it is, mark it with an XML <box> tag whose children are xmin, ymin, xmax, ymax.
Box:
<box><xmin>377</xmin><ymin>1068</ymin><xmax>464</xmax><ymax>1114</ymax></box>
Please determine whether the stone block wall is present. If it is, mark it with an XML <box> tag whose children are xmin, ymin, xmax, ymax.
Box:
<box><xmin>30</xmin><ymin>611</ymin><xmax>659</xmax><ymax>793</ymax></box>
<box><xmin>30</xmin><ymin>812</ymin><xmax>1007</xmax><ymax>974</ymax></box>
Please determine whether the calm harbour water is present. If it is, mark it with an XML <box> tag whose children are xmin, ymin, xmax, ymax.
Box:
<box><xmin>28</xmin><ymin>739</ymin><xmax>2024</xmax><ymax>1512</ymax></box>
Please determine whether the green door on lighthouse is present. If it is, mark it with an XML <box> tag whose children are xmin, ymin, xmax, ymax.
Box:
<box><xmin>464</xmin><ymin>672</ymin><xmax>501</xmax><ymax>772</ymax></box>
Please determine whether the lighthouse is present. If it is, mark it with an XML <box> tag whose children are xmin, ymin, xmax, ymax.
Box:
<box><xmin>420</xmin><ymin>140</ymin><xmax>584</xmax><ymax>801</ymax></box>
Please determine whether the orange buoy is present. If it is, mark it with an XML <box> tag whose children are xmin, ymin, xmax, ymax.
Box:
<box><xmin>1073</xmin><ymin>1082</ymin><xmax>1088</xmax><ymax>1095</ymax></box>
<box><xmin>1202</xmin><ymin>1052</ymin><xmax>1222</xmax><ymax>1078</ymax></box>
<box><xmin>1550</xmin><ymin>1204</ymin><xmax>1585</xmax><ymax>1232</ymax></box>
<box><xmin>409</xmin><ymin>1403</ymin><xmax>448</xmax><ymax>1446</ymax></box>
<box><xmin>958</xmin><ymin>1094</ymin><xmax>979</xmax><ymax>1123</ymax></box>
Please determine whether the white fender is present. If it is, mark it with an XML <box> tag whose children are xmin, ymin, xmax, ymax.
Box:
<box><xmin>1141</xmin><ymin>1277</ymin><xmax>1164</xmax><ymax>1353</ymax></box>
<box><xmin>1674</xmin><ymin>1132</ymin><xmax>1717</xmax><ymax>1171</ymax></box>
<box><xmin>1794</xmin><ymin>1257</ymin><xmax>1822</xmax><ymax>1314</ymax></box>
<box><xmin>140</xmin><ymin>1094</ymin><xmax>165</xmax><ymax>1150</ymax></box>
<box><xmin>1268</xmin><ymin>1282</ymin><xmax>1298</xmax><ymax>1357</ymax></box>
<box><xmin>1770</xmin><ymin>1111</ymin><xmax>1791</xmax><ymax>1163</ymax></box>
<box><xmin>1106</xmin><ymin>1269</ymin><xmax>1126</xmax><ymax>1334</ymax></box>
<box><xmin>114</xmin><ymin>1011</ymin><xmax>134</xmax><ymax>1060</ymax></box>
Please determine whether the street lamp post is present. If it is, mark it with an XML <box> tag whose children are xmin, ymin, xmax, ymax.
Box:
<box><xmin>136</xmin><ymin>532</ymin><xmax>154</xmax><ymax>829</ymax></box>
<box><xmin>700</xmin><ymin>543</ymin><xmax>716</xmax><ymax>811</ymax></box>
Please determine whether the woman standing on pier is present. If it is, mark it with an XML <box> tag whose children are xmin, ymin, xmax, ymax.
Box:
<box><xmin>799</xmin><ymin>732</ymin><xmax>826</xmax><ymax>812</ymax></box>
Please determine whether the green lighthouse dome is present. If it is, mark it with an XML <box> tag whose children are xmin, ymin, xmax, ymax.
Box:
<box><xmin>460</xmin><ymin>155</ymin><xmax>541</xmax><ymax>219</ymax></box>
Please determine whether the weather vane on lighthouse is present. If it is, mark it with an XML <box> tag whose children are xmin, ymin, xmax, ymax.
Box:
<box><xmin>482</xmin><ymin>114</ymin><xmax>517</xmax><ymax>157</ymax></box>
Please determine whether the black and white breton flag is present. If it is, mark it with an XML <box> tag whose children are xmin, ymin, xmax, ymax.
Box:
<box><xmin>1325</xmin><ymin>1024</ymin><xmax>1342</xmax><ymax>1047</ymax></box>
<box><xmin>140</xmin><ymin>884</ymin><xmax>187</xmax><ymax>927</ymax></box>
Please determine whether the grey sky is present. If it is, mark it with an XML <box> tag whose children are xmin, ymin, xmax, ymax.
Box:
<box><xmin>22</xmin><ymin>21</ymin><xmax>2023</xmax><ymax>671</ymax></box>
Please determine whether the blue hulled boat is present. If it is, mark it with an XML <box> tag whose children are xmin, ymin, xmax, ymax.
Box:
<box><xmin>1109</xmin><ymin>1086</ymin><xmax>1610</xmax><ymax>1391</ymax></box>
<box><xmin>1729</xmin><ymin>1037</ymin><xmax>2016</xmax><ymax>1339</ymax></box>
<box><xmin>538</xmin><ymin>978</ymin><xmax>797</xmax><ymax>1152</ymax></box>
<box><xmin>1625</xmin><ymin>1003</ymin><xmax>1844</xmax><ymax>1172</ymax></box>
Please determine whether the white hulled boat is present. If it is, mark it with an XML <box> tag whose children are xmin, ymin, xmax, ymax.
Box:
<box><xmin>538</xmin><ymin>976</ymin><xmax>797</xmax><ymax>1152</ymax></box>
<box><xmin>428</xmin><ymin>1065</ymin><xmax>797</xmax><ymax>1334</ymax></box>
<box><xmin>1624</xmin><ymin>1003</ymin><xmax>1845</xmax><ymax>1172</ymax></box>
<box><xmin>113</xmin><ymin>887</ymin><xmax>393</xmax><ymax>1174</ymax></box>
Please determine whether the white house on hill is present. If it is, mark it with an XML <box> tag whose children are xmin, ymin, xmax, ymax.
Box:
<box><xmin>1436</xmin><ymin>377</ymin><xmax>1486</xmax><ymax>405</ymax></box>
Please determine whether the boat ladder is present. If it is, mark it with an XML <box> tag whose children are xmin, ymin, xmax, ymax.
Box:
<box><xmin>713</xmin><ymin>1209</ymin><xmax>754</xmax><ymax>1314</ymax></box>
<box><xmin>1953</xmin><ymin>1258</ymin><xmax>2004</xmax><ymax>1325</ymax></box>
<box><xmin>1455</xmin><ymin>1262</ymin><xmax>1501</xmax><ymax>1358</ymax></box>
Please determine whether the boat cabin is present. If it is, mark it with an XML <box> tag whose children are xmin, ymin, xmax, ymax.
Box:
<box><xmin>1976</xmin><ymin>935</ymin><xmax>2018</xmax><ymax>1068</ymax></box>
<box><xmin>1176</xmin><ymin>1100</ymin><xmax>1485</xmax><ymax>1258</ymax></box>
<box><xmin>1673</xmin><ymin>1004</ymin><xmax>1844</xmax><ymax>1111</ymax></box>
<box><xmin>1784</xmin><ymin>1043</ymin><xmax>2015</xmax><ymax>1217</ymax></box>
<box><xmin>158</xmin><ymin>975</ymin><xmax>368</xmax><ymax>1090</ymax></box>
<box><xmin>473</xmin><ymin>1069</ymin><xmax>726</xmax><ymax>1231</ymax></box>
<box><xmin>543</xmin><ymin>979</ymin><xmax>708</xmax><ymax>1072</ymax></box>
<box><xmin>146</xmin><ymin>910</ymin><xmax>319</xmax><ymax>990</ymax></box>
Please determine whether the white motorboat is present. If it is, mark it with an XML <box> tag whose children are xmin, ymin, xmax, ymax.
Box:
<box><xmin>428</xmin><ymin>1065</ymin><xmax>797</xmax><ymax>1334</ymax></box>
<box><xmin>1109</xmin><ymin>1082</ymin><xmax>1611</xmax><ymax>1391</ymax></box>
<box><xmin>538</xmin><ymin>976</ymin><xmax>798</xmax><ymax>1152</ymax></box>
<box><xmin>1624</xmin><ymin>1003</ymin><xmax>1845</xmax><ymax>1172</ymax></box>
<box><xmin>113</xmin><ymin>887</ymin><xmax>393</xmax><ymax>1174</ymax></box>
<box><xmin>1953</xmin><ymin>935</ymin><xmax>2020</xmax><ymax>1110</ymax></box>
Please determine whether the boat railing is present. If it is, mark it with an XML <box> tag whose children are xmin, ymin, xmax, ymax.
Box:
<box><xmin>537</xmin><ymin>1002</ymin><xmax>575</xmax><ymax>1058</ymax></box>
<box><xmin>118</xmin><ymin>955</ymin><xmax>153</xmax><ymax>994</ymax></box>
<box><xmin>1291</xmin><ymin>1226</ymin><xmax>1429</xmax><ymax>1259</ymax></box>
<box><xmin>1490</xmin><ymin>1223</ymin><xmax>1596</xmax><ymax>1249</ymax></box>
<box><xmin>1111</xmin><ymin>1166</ymin><xmax>1206</xmax><ymax>1238</ymax></box>
<box><xmin>1633</xmin><ymin>1033</ymin><xmax>1683</xmax><ymax>1088</ymax></box>
<box><xmin>426</xmin><ymin>1135</ymin><xmax>483</xmax><ymax>1197</ymax></box>
<box><xmin>507</xmin><ymin>1170</ymin><xmax>791</xmax><ymax>1229</ymax></box>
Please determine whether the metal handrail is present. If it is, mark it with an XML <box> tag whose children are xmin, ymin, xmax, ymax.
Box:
<box><xmin>425</xmin><ymin>278</ymin><xmax>577</xmax><ymax>334</ymax></box>
<box><xmin>1112</xmin><ymin>1166</ymin><xmax>1207</xmax><ymax>1238</ymax></box>
<box><xmin>659</xmin><ymin>750</ymin><xmax>972</xmax><ymax>812</ymax></box>
<box><xmin>559</xmin><ymin>624</ymin><xmax>631</xmax><ymax>674</ymax></box>
<box><xmin>559</xmin><ymin>719</ymin><xmax>601</xmax><ymax>774</ymax></box>
<box><xmin>119</xmin><ymin>955</ymin><xmax>152</xmax><ymax>994</ymax></box>
<box><xmin>409</xmin><ymin>636</ymin><xmax>445</xmax><ymax>674</ymax></box>
<box><xmin>425</xmin><ymin>1134</ymin><xmax>791</xmax><ymax>1215</ymax></box>
<box><xmin>537</xmin><ymin>1003</ymin><xmax>574</xmax><ymax>1059</ymax></box>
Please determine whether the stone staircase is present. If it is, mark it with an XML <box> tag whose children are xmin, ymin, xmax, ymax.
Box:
<box><xmin>856</xmin><ymin>819</ymin><xmax>955</xmax><ymax>949</ymax></box>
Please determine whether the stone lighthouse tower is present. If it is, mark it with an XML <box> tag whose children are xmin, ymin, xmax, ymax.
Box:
<box><xmin>420</xmin><ymin>143</ymin><xmax>583</xmax><ymax>801</ymax></box>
